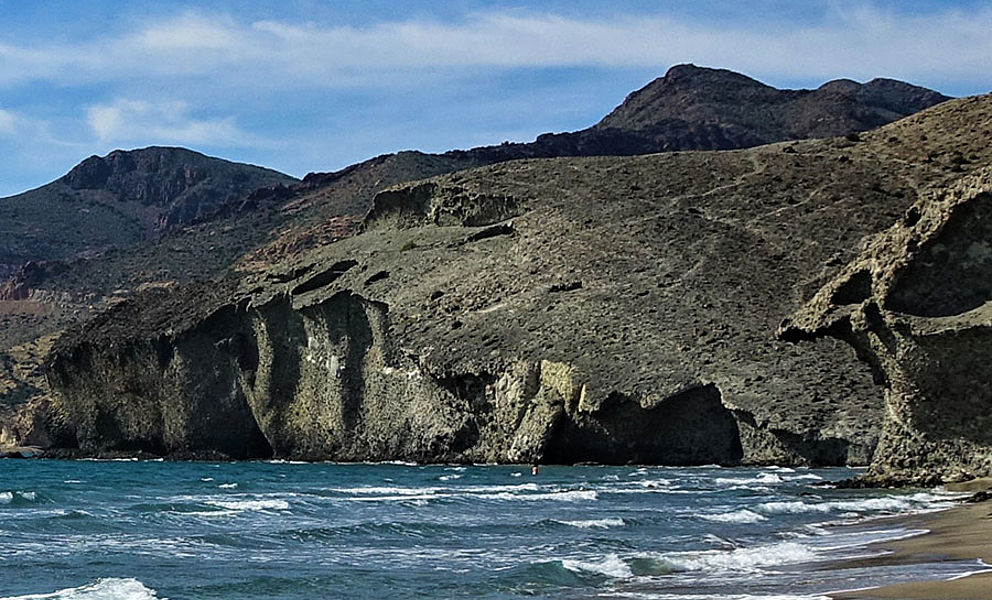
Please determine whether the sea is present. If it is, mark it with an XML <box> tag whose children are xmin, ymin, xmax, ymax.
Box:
<box><xmin>0</xmin><ymin>460</ymin><xmax>981</xmax><ymax>600</ymax></box>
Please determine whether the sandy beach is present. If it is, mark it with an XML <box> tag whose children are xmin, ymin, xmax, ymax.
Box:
<box><xmin>831</xmin><ymin>494</ymin><xmax>992</xmax><ymax>600</ymax></box>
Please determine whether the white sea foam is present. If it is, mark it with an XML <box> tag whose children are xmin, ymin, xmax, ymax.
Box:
<box><xmin>217</xmin><ymin>483</ymin><xmax>238</xmax><ymax>489</ymax></box>
<box><xmin>608</xmin><ymin>594</ymin><xmax>829</xmax><ymax>600</ymax></box>
<box><xmin>0</xmin><ymin>491</ymin><xmax>36</xmax><ymax>503</ymax></box>
<box><xmin>480</xmin><ymin>490</ymin><xmax>598</xmax><ymax>502</ymax></box>
<box><xmin>635</xmin><ymin>479</ymin><xmax>673</xmax><ymax>488</ymax></box>
<box><xmin>186</xmin><ymin>509</ymin><xmax>240</xmax><ymax>518</ymax></box>
<box><xmin>557</xmin><ymin>517</ymin><xmax>625</xmax><ymax>529</ymax></box>
<box><xmin>657</xmin><ymin>541</ymin><xmax>820</xmax><ymax>572</ymax></box>
<box><xmin>328</xmin><ymin>485</ymin><xmax>445</xmax><ymax>495</ymax></box>
<box><xmin>331</xmin><ymin>483</ymin><xmax>540</xmax><ymax>496</ymax></box>
<box><xmin>204</xmin><ymin>499</ymin><xmax>289</xmax><ymax>511</ymax></box>
<box><xmin>0</xmin><ymin>578</ymin><xmax>159</xmax><ymax>600</ymax></box>
<box><xmin>438</xmin><ymin>474</ymin><xmax>461</xmax><ymax>481</ymax></box>
<box><xmin>562</xmin><ymin>553</ymin><xmax>633</xmax><ymax>579</ymax></box>
<box><xmin>757</xmin><ymin>493</ymin><xmax>955</xmax><ymax>516</ymax></box>
<box><xmin>348</xmin><ymin>494</ymin><xmax>443</xmax><ymax>503</ymax></box>
<box><xmin>715</xmin><ymin>473</ymin><xmax>782</xmax><ymax>486</ymax></box>
<box><xmin>700</xmin><ymin>509</ymin><xmax>767</xmax><ymax>524</ymax></box>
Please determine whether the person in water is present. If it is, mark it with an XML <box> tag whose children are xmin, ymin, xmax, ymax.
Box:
<box><xmin>531</xmin><ymin>463</ymin><xmax>539</xmax><ymax>476</ymax></box>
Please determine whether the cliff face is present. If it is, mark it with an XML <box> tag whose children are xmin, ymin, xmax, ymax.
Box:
<box><xmin>47</xmin><ymin>88</ymin><xmax>992</xmax><ymax>465</ymax></box>
<box><xmin>46</xmin><ymin>94</ymin><xmax>992</xmax><ymax>465</ymax></box>
<box><xmin>15</xmin><ymin>72</ymin><xmax>981</xmax><ymax>467</ymax></box>
<box><xmin>783</xmin><ymin>165</ymin><xmax>992</xmax><ymax>484</ymax></box>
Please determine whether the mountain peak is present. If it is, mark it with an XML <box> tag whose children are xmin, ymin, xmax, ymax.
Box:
<box><xmin>660</xmin><ymin>63</ymin><xmax>771</xmax><ymax>87</ymax></box>
<box><xmin>594</xmin><ymin>65</ymin><xmax>948</xmax><ymax>144</ymax></box>
<box><xmin>60</xmin><ymin>146</ymin><xmax>254</xmax><ymax>192</ymax></box>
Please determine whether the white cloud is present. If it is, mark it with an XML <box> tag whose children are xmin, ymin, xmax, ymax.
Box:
<box><xmin>0</xmin><ymin>7</ymin><xmax>989</xmax><ymax>91</ymax></box>
<box><xmin>0</xmin><ymin>108</ymin><xmax>16</xmax><ymax>134</ymax></box>
<box><xmin>86</xmin><ymin>99</ymin><xmax>251</xmax><ymax>146</ymax></box>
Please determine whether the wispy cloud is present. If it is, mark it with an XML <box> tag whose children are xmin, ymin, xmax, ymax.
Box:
<box><xmin>0</xmin><ymin>7</ymin><xmax>989</xmax><ymax>89</ymax></box>
<box><xmin>86</xmin><ymin>99</ymin><xmax>253</xmax><ymax>146</ymax></box>
<box><xmin>0</xmin><ymin>108</ymin><xmax>17</xmax><ymax>135</ymax></box>
<box><xmin>0</xmin><ymin>3</ymin><xmax>989</xmax><ymax>197</ymax></box>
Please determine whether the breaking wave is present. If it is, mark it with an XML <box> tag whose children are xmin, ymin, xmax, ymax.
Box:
<box><xmin>0</xmin><ymin>578</ymin><xmax>159</xmax><ymax>600</ymax></box>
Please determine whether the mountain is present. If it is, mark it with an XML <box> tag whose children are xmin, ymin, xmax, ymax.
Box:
<box><xmin>245</xmin><ymin>65</ymin><xmax>950</xmax><ymax>266</ymax></box>
<box><xmin>439</xmin><ymin>64</ymin><xmax>949</xmax><ymax>161</ymax></box>
<box><xmin>0</xmin><ymin>147</ymin><xmax>297</xmax><ymax>279</ymax></box>
<box><xmin>594</xmin><ymin>64</ymin><xmax>948</xmax><ymax>147</ymax></box>
<box><xmin>0</xmin><ymin>66</ymin><xmax>954</xmax><ymax>461</ymax></box>
<box><xmin>38</xmin><ymin>94</ymin><xmax>992</xmax><ymax>471</ymax></box>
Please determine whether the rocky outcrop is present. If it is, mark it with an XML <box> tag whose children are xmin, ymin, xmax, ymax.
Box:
<box><xmin>58</xmin><ymin>147</ymin><xmax>297</xmax><ymax>232</ymax></box>
<box><xmin>782</xmin><ymin>167</ymin><xmax>992</xmax><ymax>484</ymax></box>
<box><xmin>26</xmin><ymin>80</ymin><xmax>988</xmax><ymax>467</ymax></box>
<box><xmin>596</xmin><ymin>65</ymin><xmax>948</xmax><ymax>144</ymax></box>
<box><xmin>439</xmin><ymin>64</ymin><xmax>948</xmax><ymax>165</ymax></box>
<box><xmin>0</xmin><ymin>147</ymin><xmax>297</xmax><ymax>276</ymax></box>
<box><xmin>49</xmin><ymin>104</ymin><xmax>992</xmax><ymax>463</ymax></box>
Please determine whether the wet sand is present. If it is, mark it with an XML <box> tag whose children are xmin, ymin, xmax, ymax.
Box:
<box><xmin>831</xmin><ymin>496</ymin><xmax>992</xmax><ymax>600</ymax></box>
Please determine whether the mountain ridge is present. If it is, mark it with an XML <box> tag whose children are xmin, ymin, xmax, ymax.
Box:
<box><xmin>0</xmin><ymin>146</ymin><xmax>297</xmax><ymax>279</ymax></box>
<box><xmin>37</xmin><ymin>93</ymin><xmax>992</xmax><ymax>471</ymax></box>
<box><xmin>0</xmin><ymin>66</ymin><xmax>959</xmax><ymax>465</ymax></box>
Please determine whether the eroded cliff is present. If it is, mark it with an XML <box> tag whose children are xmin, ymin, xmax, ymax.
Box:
<box><xmin>783</xmin><ymin>166</ymin><xmax>992</xmax><ymax>484</ymax></box>
<box><xmin>43</xmin><ymin>94</ymin><xmax>992</xmax><ymax>466</ymax></box>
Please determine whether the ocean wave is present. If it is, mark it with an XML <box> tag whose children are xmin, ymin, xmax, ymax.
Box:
<box><xmin>715</xmin><ymin>473</ymin><xmax>783</xmax><ymax>486</ymax></box>
<box><xmin>700</xmin><ymin>509</ymin><xmax>767</xmax><ymax>524</ymax></box>
<box><xmin>558</xmin><ymin>541</ymin><xmax>821</xmax><ymax>580</ymax></box>
<box><xmin>324</xmin><ymin>485</ymin><xmax>445</xmax><ymax>496</ymax></box>
<box><xmin>0</xmin><ymin>490</ymin><xmax>40</xmax><ymax>505</ymax></box>
<box><xmin>204</xmin><ymin>499</ymin><xmax>289</xmax><ymax>512</ymax></box>
<box><xmin>0</xmin><ymin>578</ymin><xmax>159</xmax><ymax>600</ymax></box>
<box><xmin>217</xmin><ymin>483</ymin><xmax>238</xmax><ymax>489</ymax></box>
<box><xmin>480</xmin><ymin>490</ymin><xmax>598</xmax><ymax>502</ymax></box>
<box><xmin>756</xmin><ymin>492</ymin><xmax>956</xmax><ymax>516</ymax></box>
<box><xmin>556</xmin><ymin>517</ymin><xmax>625</xmax><ymax>529</ymax></box>
<box><xmin>607</xmin><ymin>594</ymin><xmax>830</xmax><ymax>600</ymax></box>
<box><xmin>650</xmin><ymin>541</ymin><xmax>820</xmax><ymax>573</ymax></box>
<box><xmin>562</xmin><ymin>554</ymin><xmax>633</xmax><ymax>579</ymax></box>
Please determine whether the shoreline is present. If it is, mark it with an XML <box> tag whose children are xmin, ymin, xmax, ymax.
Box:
<box><xmin>830</xmin><ymin>495</ymin><xmax>992</xmax><ymax>600</ymax></box>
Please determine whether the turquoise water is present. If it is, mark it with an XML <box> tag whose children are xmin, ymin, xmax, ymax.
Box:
<box><xmin>0</xmin><ymin>460</ymin><xmax>975</xmax><ymax>599</ymax></box>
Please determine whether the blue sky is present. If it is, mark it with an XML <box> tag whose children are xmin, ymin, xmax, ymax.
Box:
<box><xmin>0</xmin><ymin>1</ymin><xmax>989</xmax><ymax>197</ymax></box>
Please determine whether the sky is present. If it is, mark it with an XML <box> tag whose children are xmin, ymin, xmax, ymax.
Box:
<box><xmin>0</xmin><ymin>1</ymin><xmax>990</xmax><ymax>197</ymax></box>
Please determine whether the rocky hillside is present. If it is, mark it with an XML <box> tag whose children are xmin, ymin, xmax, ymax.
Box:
<box><xmin>41</xmin><ymin>94</ymin><xmax>992</xmax><ymax>467</ymax></box>
<box><xmin>595</xmin><ymin>65</ymin><xmax>948</xmax><ymax>147</ymax></box>
<box><xmin>0</xmin><ymin>66</ymin><xmax>955</xmax><ymax>460</ymax></box>
<box><xmin>243</xmin><ymin>64</ymin><xmax>950</xmax><ymax>267</ymax></box>
<box><xmin>442</xmin><ymin>64</ymin><xmax>949</xmax><ymax>162</ymax></box>
<box><xmin>0</xmin><ymin>147</ymin><xmax>296</xmax><ymax>279</ymax></box>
